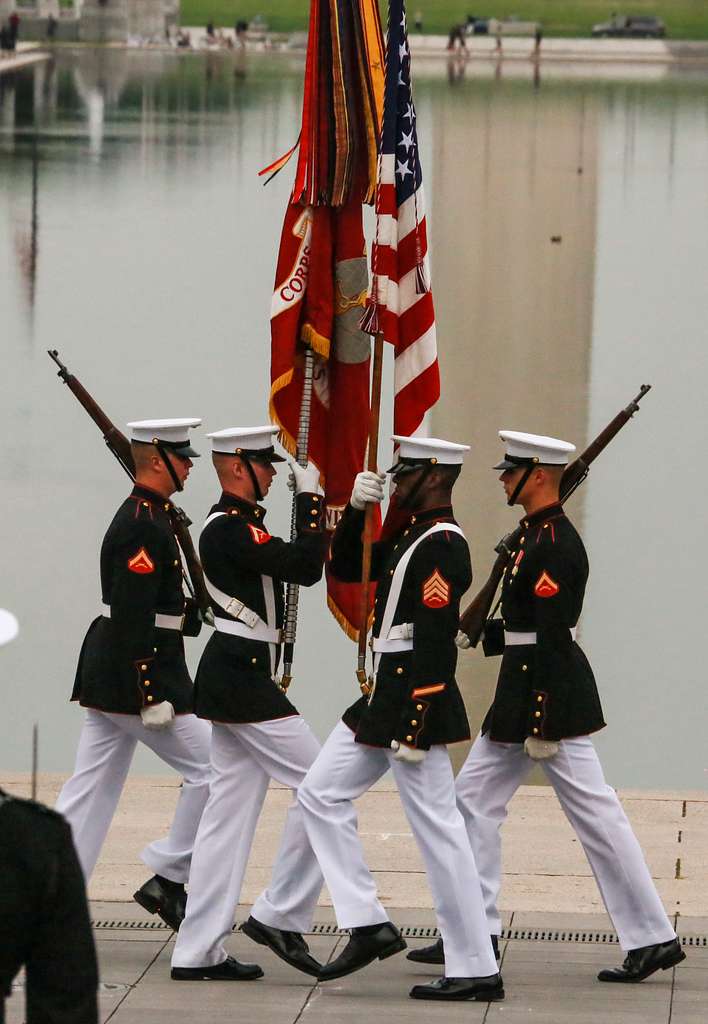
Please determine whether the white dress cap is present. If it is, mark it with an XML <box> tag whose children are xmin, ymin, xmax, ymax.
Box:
<box><xmin>128</xmin><ymin>418</ymin><xmax>202</xmax><ymax>457</ymax></box>
<box><xmin>207</xmin><ymin>425</ymin><xmax>285</xmax><ymax>461</ymax></box>
<box><xmin>0</xmin><ymin>608</ymin><xmax>19</xmax><ymax>647</ymax></box>
<box><xmin>495</xmin><ymin>430</ymin><xmax>576</xmax><ymax>470</ymax></box>
<box><xmin>388</xmin><ymin>434</ymin><xmax>471</xmax><ymax>472</ymax></box>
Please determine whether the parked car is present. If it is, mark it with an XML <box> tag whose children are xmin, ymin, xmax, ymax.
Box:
<box><xmin>591</xmin><ymin>15</ymin><xmax>666</xmax><ymax>38</ymax></box>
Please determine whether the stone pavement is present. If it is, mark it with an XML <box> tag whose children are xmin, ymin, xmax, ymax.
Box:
<box><xmin>3</xmin><ymin>774</ymin><xmax>707</xmax><ymax>1022</ymax></box>
<box><xmin>6</xmin><ymin>904</ymin><xmax>706</xmax><ymax>1024</ymax></box>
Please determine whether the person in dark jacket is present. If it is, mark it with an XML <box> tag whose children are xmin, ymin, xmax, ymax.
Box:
<box><xmin>416</xmin><ymin>430</ymin><xmax>683</xmax><ymax>984</ymax></box>
<box><xmin>171</xmin><ymin>426</ymin><xmax>327</xmax><ymax>982</ymax></box>
<box><xmin>55</xmin><ymin>419</ymin><xmax>212</xmax><ymax>933</ymax></box>
<box><xmin>298</xmin><ymin>435</ymin><xmax>503</xmax><ymax>1003</ymax></box>
<box><xmin>0</xmin><ymin>608</ymin><xmax>98</xmax><ymax>1024</ymax></box>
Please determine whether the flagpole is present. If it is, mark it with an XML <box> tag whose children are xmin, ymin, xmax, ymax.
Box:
<box><xmin>281</xmin><ymin>345</ymin><xmax>315</xmax><ymax>691</ymax></box>
<box><xmin>356</xmin><ymin>330</ymin><xmax>385</xmax><ymax>693</ymax></box>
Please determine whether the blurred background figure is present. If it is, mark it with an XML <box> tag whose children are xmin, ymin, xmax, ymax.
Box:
<box><xmin>0</xmin><ymin>608</ymin><xmax>99</xmax><ymax>1024</ymax></box>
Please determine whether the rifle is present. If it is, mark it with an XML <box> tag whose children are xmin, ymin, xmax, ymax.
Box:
<box><xmin>48</xmin><ymin>350</ymin><xmax>213</xmax><ymax>623</ymax></box>
<box><xmin>459</xmin><ymin>385</ymin><xmax>652</xmax><ymax>646</ymax></box>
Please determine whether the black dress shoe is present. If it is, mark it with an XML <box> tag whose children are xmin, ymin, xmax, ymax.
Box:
<box><xmin>171</xmin><ymin>955</ymin><xmax>264</xmax><ymax>981</ymax></box>
<box><xmin>133</xmin><ymin>875</ymin><xmax>187</xmax><ymax>932</ymax></box>
<box><xmin>318</xmin><ymin>922</ymin><xmax>407</xmax><ymax>981</ymax></box>
<box><xmin>410</xmin><ymin>974</ymin><xmax>505</xmax><ymax>1001</ymax></box>
<box><xmin>240</xmin><ymin>916</ymin><xmax>321</xmax><ymax>977</ymax></box>
<box><xmin>406</xmin><ymin>934</ymin><xmax>500</xmax><ymax>965</ymax></box>
<box><xmin>598</xmin><ymin>939</ymin><xmax>685</xmax><ymax>983</ymax></box>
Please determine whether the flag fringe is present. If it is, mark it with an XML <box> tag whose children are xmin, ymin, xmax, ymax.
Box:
<box><xmin>269</xmin><ymin>367</ymin><xmax>326</xmax><ymax>479</ymax></box>
<box><xmin>269</xmin><ymin>369</ymin><xmax>298</xmax><ymax>457</ymax></box>
<box><xmin>301</xmin><ymin>323</ymin><xmax>331</xmax><ymax>359</ymax></box>
<box><xmin>326</xmin><ymin>594</ymin><xmax>376</xmax><ymax>643</ymax></box>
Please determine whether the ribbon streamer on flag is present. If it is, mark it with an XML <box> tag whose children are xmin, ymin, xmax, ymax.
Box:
<box><xmin>269</xmin><ymin>0</ymin><xmax>386</xmax><ymax>643</ymax></box>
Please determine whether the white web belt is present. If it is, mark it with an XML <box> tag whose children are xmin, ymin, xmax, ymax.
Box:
<box><xmin>201</xmin><ymin>511</ymin><xmax>280</xmax><ymax>671</ymax></box>
<box><xmin>372</xmin><ymin>521</ymin><xmax>466</xmax><ymax>672</ymax></box>
<box><xmin>101</xmin><ymin>604</ymin><xmax>184</xmax><ymax>631</ymax></box>
<box><xmin>504</xmin><ymin>627</ymin><xmax>577</xmax><ymax>646</ymax></box>
<box><xmin>371</xmin><ymin>622</ymin><xmax>414</xmax><ymax>654</ymax></box>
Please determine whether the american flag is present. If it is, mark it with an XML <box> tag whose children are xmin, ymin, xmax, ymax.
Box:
<box><xmin>363</xmin><ymin>0</ymin><xmax>439</xmax><ymax>436</ymax></box>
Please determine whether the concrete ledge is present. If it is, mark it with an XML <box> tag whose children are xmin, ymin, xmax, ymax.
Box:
<box><xmin>4</xmin><ymin>773</ymin><xmax>706</xmax><ymax>917</ymax></box>
<box><xmin>408</xmin><ymin>34</ymin><xmax>708</xmax><ymax>64</ymax></box>
<box><xmin>0</xmin><ymin>42</ymin><xmax>50</xmax><ymax>76</ymax></box>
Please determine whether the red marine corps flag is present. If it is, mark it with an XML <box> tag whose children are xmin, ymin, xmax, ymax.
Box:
<box><xmin>268</xmin><ymin>0</ymin><xmax>385</xmax><ymax>642</ymax></box>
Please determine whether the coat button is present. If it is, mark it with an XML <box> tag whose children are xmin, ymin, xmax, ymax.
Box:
<box><xmin>406</xmin><ymin>735</ymin><xmax>413</xmax><ymax>742</ymax></box>
<box><xmin>146</xmin><ymin>695</ymin><xmax>153</xmax><ymax>703</ymax></box>
<box><xmin>144</xmin><ymin>680</ymin><xmax>151</xmax><ymax>687</ymax></box>
<box><xmin>522</xmin><ymin>664</ymin><xmax>528</xmax><ymax>671</ymax></box>
<box><xmin>396</xmin><ymin>667</ymin><xmax>403</xmax><ymax>675</ymax></box>
<box><xmin>535</xmin><ymin>711</ymin><xmax>541</xmax><ymax>718</ymax></box>
<box><xmin>142</xmin><ymin>501</ymin><xmax>149</xmax><ymax>508</ymax></box>
<box><xmin>537</xmin><ymin>695</ymin><xmax>543</xmax><ymax>702</ymax></box>
<box><xmin>403</xmin><ymin>530</ymin><xmax>410</xmax><ymax>537</ymax></box>
<box><xmin>164</xmin><ymin>503</ymin><xmax>170</xmax><ymax>511</ymax></box>
<box><xmin>411</xmin><ymin>720</ymin><xmax>418</xmax><ymax>726</ymax></box>
<box><xmin>532</xmin><ymin>727</ymin><xmax>539</xmax><ymax>734</ymax></box>
<box><xmin>416</xmin><ymin>704</ymin><xmax>423</xmax><ymax>711</ymax></box>
<box><xmin>141</xmin><ymin>663</ymin><xmax>148</xmax><ymax>670</ymax></box>
<box><xmin>410</xmin><ymin>515</ymin><xmax>416</xmax><ymax>524</ymax></box>
<box><xmin>173</xmin><ymin>560</ymin><xmax>179</xmax><ymax>567</ymax></box>
<box><xmin>251</xmin><ymin>657</ymin><xmax>258</xmax><ymax>665</ymax></box>
<box><xmin>389</xmin><ymin>569</ymin><xmax>394</xmax><ymax>575</ymax></box>
<box><xmin>520</xmin><ymin>536</ymin><xmax>525</xmax><ymax>545</ymax></box>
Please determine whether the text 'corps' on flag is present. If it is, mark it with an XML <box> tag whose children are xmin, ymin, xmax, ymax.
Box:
<box><xmin>269</xmin><ymin>200</ymin><xmax>378</xmax><ymax>641</ymax></box>
<box><xmin>362</xmin><ymin>0</ymin><xmax>439</xmax><ymax>437</ymax></box>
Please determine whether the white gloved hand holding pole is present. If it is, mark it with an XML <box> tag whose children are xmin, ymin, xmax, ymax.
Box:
<box><xmin>350</xmin><ymin>471</ymin><xmax>385</xmax><ymax>510</ymax></box>
<box><xmin>390</xmin><ymin>740</ymin><xmax>427</xmax><ymax>764</ymax></box>
<box><xmin>524</xmin><ymin>736</ymin><xmax>559</xmax><ymax>760</ymax></box>
<box><xmin>288</xmin><ymin>461</ymin><xmax>321</xmax><ymax>495</ymax></box>
<box><xmin>141</xmin><ymin>701</ymin><xmax>175</xmax><ymax>731</ymax></box>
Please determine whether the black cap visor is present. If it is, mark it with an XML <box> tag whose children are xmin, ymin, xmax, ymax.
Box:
<box><xmin>230</xmin><ymin>446</ymin><xmax>286</xmax><ymax>464</ymax></box>
<box><xmin>133</xmin><ymin>439</ymin><xmax>200</xmax><ymax>459</ymax></box>
<box><xmin>386</xmin><ymin>458</ymin><xmax>428</xmax><ymax>476</ymax></box>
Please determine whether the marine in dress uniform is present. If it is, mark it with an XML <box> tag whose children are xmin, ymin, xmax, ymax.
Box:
<box><xmin>55</xmin><ymin>419</ymin><xmax>212</xmax><ymax>931</ymax></box>
<box><xmin>298</xmin><ymin>436</ymin><xmax>504</xmax><ymax>1003</ymax></box>
<box><xmin>0</xmin><ymin>608</ymin><xmax>98</xmax><ymax>1024</ymax></box>
<box><xmin>445</xmin><ymin>431</ymin><xmax>683</xmax><ymax>983</ymax></box>
<box><xmin>170</xmin><ymin>426</ymin><xmax>327</xmax><ymax>981</ymax></box>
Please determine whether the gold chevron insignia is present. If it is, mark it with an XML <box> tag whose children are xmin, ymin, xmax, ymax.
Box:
<box><xmin>422</xmin><ymin>569</ymin><xmax>450</xmax><ymax>608</ymax></box>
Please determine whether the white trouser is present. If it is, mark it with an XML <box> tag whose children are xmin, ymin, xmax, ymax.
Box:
<box><xmin>171</xmin><ymin>715</ymin><xmax>324</xmax><ymax>968</ymax></box>
<box><xmin>55</xmin><ymin>708</ymin><xmax>212</xmax><ymax>883</ymax></box>
<box><xmin>455</xmin><ymin>732</ymin><xmax>677</xmax><ymax>951</ymax></box>
<box><xmin>298</xmin><ymin>720</ymin><xmax>498</xmax><ymax>979</ymax></box>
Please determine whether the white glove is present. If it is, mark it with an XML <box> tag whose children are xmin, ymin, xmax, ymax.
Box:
<box><xmin>524</xmin><ymin>736</ymin><xmax>559</xmax><ymax>760</ymax></box>
<box><xmin>391</xmin><ymin>740</ymin><xmax>427</xmax><ymax>764</ymax></box>
<box><xmin>141</xmin><ymin>701</ymin><xmax>175</xmax><ymax>730</ymax></box>
<box><xmin>351</xmin><ymin>471</ymin><xmax>385</xmax><ymax>510</ymax></box>
<box><xmin>288</xmin><ymin>461</ymin><xmax>321</xmax><ymax>495</ymax></box>
<box><xmin>455</xmin><ymin>630</ymin><xmax>471</xmax><ymax>650</ymax></box>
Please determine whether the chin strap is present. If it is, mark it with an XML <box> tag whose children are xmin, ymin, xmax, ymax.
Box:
<box><xmin>154</xmin><ymin>442</ymin><xmax>183</xmax><ymax>493</ymax></box>
<box><xmin>240</xmin><ymin>455</ymin><xmax>263</xmax><ymax>503</ymax></box>
<box><xmin>507</xmin><ymin>463</ymin><xmax>536</xmax><ymax>507</ymax></box>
